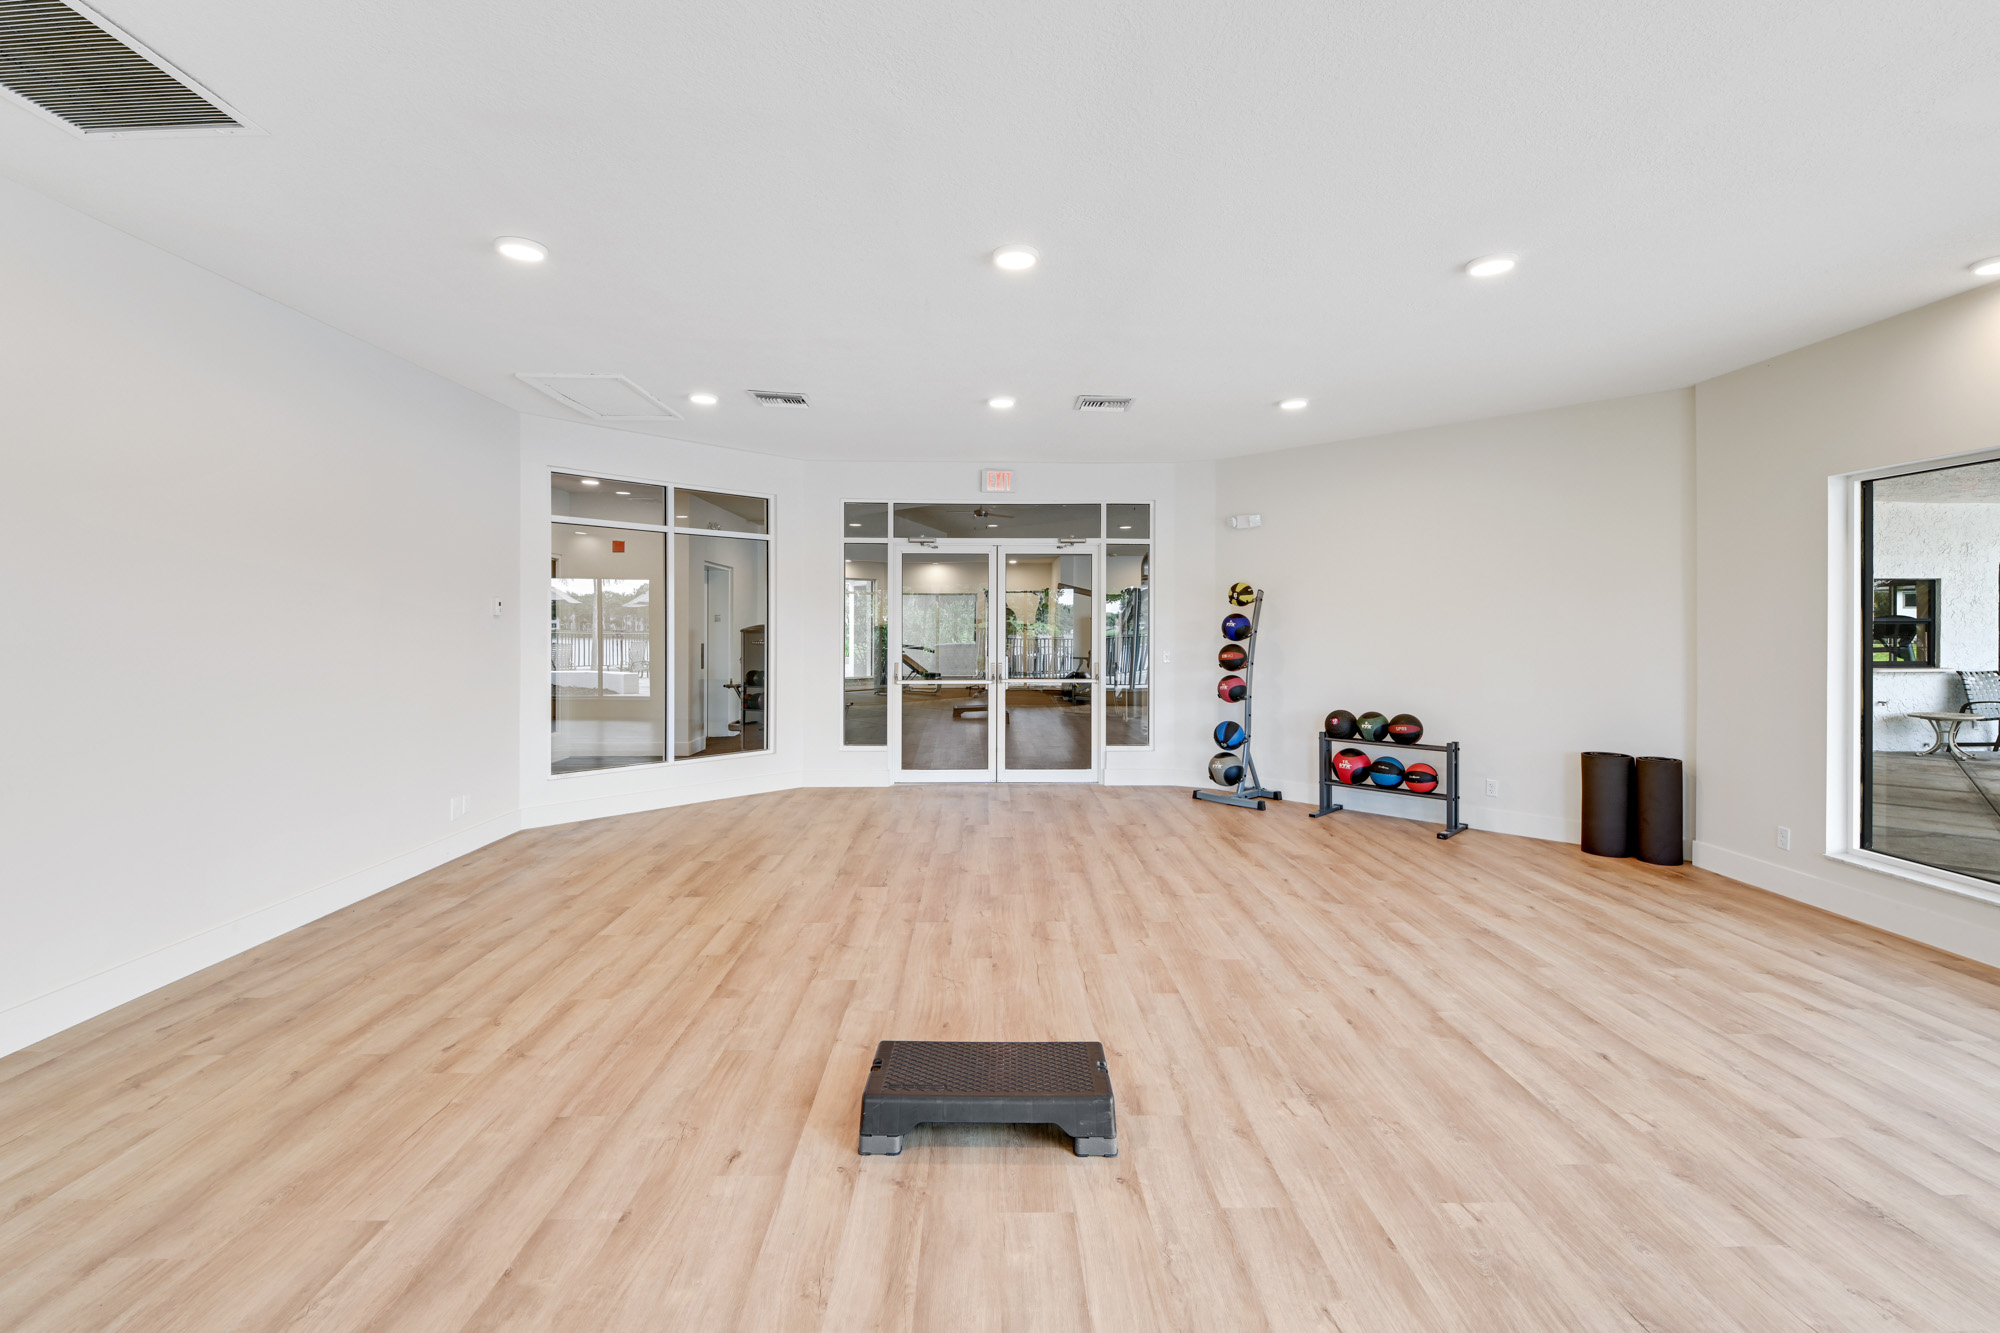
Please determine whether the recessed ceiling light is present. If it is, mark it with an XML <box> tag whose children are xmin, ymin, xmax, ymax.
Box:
<box><xmin>689</xmin><ymin>392</ymin><xmax>718</xmax><ymax>405</ymax></box>
<box><xmin>988</xmin><ymin>396</ymin><xmax>1016</xmax><ymax>409</ymax></box>
<box><xmin>1009</xmin><ymin>559</ymin><xmax>1017</xmax><ymax>564</ymax></box>
<box><xmin>992</xmin><ymin>245</ymin><xmax>1039</xmax><ymax>272</ymax></box>
<box><xmin>1971</xmin><ymin>257</ymin><xmax>2000</xmax><ymax>277</ymax></box>
<box><xmin>676</xmin><ymin>514</ymin><xmax>688</xmax><ymax>520</ymax></box>
<box><xmin>615</xmin><ymin>490</ymin><xmax>631</xmax><ymax>495</ymax></box>
<box><xmin>580</xmin><ymin>478</ymin><xmax>599</xmax><ymax>485</ymax></box>
<box><xmin>495</xmin><ymin>236</ymin><xmax>547</xmax><ymax>263</ymax></box>
<box><xmin>574</xmin><ymin>530</ymin><xmax>586</xmax><ymax>535</ymax></box>
<box><xmin>988</xmin><ymin>523</ymin><xmax>999</xmax><ymax>528</ymax></box>
<box><xmin>1279</xmin><ymin>398</ymin><xmax>1308</xmax><ymax>411</ymax></box>
<box><xmin>1119</xmin><ymin>524</ymin><xmax>1132</xmax><ymax>530</ymax></box>
<box><xmin>1464</xmin><ymin>255</ymin><xmax>1516</xmax><ymax>278</ymax></box>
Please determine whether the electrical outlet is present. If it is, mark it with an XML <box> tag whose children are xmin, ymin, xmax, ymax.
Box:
<box><xmin>1776</xmin><ymin>826</ymin><xmax>1791</xmax><ymax>851</ymax></box>
<box><xmin>491</xmin><ymin>597</ymin><xmax>505</xmax><ymax>617</ymax></box>
<box><xmin>1484</xmin><ymin>778</ymin><xmax>1499</xmax><ymax>798</ymax></box>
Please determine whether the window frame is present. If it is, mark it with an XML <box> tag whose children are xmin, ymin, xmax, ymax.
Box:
<box><xmin>839</xmin><ymin>500</ymin><xmax>1155</xmax><ymax>753</ymax></box>
<box><xmin>1833</xmin><ymin>454</ymin><xmax>2000</xmax><ymax>909</ymax></box>
<box><xmin>1868</xmin><ymin>576</ymin><xmax>1939</xmax><ymax>669</ymax></box>
<box><xmin>547</xmin><ymin>468</ymin><xmax>775</xmax><ymax>777</ymax></box>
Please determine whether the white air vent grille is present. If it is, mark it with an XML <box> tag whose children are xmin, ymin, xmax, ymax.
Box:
<box><xmin>1074</xmin><ymin>396</ymin><xmax>1133</xmax><ymax>413</ymax></box>
<box><xmin>514</xmin><ymin>373</ymin><xmax>683</xmax><ymax>421</ymax></box>
<box><xmin>747</xmin><ymin>390</ymin><xmax>810</xmax><ymax>408</ymax></box>
<box><xmin>0</xmin><ymin>1</ymin><xmax>250</xmax><ymax>136</ymax></box>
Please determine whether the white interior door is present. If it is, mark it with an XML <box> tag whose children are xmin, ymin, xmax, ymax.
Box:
<box><xmin>891</xmin><ymin>544</ymin><xmax>997</xmax><ymax>781</ymax></box>
<box><xmin>704</xmin><ymin>562</ymin><xmax>732</xmax><ymax>737</ymax></box>
<box><xmin>997</xmin><ymin>543</ymin><xmax>1102</xmax><ymax>783</ymax></box>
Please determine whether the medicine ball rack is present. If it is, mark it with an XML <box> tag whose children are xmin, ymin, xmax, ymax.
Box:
<box><xmin>1310</xmin><ymin>734</ymin><xmax>1469</xmax><ymax>839</ymax></box>
<box><xmin>1195</xmin><ymin>588</ymin><xmax>1281</xmax><ymax>811</ymax></box>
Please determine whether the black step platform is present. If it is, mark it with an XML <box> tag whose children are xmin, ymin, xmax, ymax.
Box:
<box><xmin>858</xmin><ymin>1040</ymin><xmax>1117</xmax><ymax>1157</ymax></box>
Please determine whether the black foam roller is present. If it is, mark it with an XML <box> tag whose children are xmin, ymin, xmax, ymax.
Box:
<box><xmin>1635</xmin><ymin>756</ymin><xmax>1684</xmax><ymax>866</ymax></box>
<box><xmin>1581</xmin><ymin>752</ymin><xmax>1634</xmax><ymax>857</ymax></box>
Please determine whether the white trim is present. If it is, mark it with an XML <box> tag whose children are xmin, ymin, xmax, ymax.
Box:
<box><xmin>1827</xmin><ymin>848</ymin><xmax>2000</xmax><ymax>908</ymax></box>
<box><xmin>521</xmin><ymin>765</ymin><xmax>804</xmax><ymax>828</ymax></box>
<box><xmin>549</xmin><ymin>515</ymin><xmax>674</xmax><ymax>535</ymax></box>
<box><xmin>1694</xmin><ymin>842</ymin><xmax>2000</xmax><ymax>969</ymax></box>
<box><xmin>0</xmin><ymin>810</ymin><xmax>522</xmax><ymax>1059</ymax></box>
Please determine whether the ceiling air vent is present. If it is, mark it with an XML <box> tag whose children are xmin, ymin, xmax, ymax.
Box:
<box><xmin>1074</xmin><ymin>396</ymin><xmax>1133</xmax><ymax>413</ymax></box>
<box><xmin>0</xmin><ymin>1</ymin><xmax>252</xmax><ymax>137</ymax></box>
<box><xmin>514</xmin><ymin>373</ymin><xmax>683</xmax><ymax>421</ymax></box>
<box><xmin>747</xmin><ymin>390</ymin><xmax>810</xmax><ymax>408</ymax></box>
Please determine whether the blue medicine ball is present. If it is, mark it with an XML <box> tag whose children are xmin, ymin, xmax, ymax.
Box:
<box><xmin>1214</xmin><ymin>720</ymin><xmax>1247</xmax><ymax>750</ymax></box>
<box><xmin>1368</xmin><ymin>755</ymin><xmax>1406</xmax><ymax>787</ymax></box>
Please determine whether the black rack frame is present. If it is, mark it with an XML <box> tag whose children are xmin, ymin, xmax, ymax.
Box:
<box><xmin>1309</xmin><ymin>733</ymin><xmax>1469</xmax><ymax>839</ymax></box>
<box><xmin>1193</xmin><ymin>589</ymin><xmax>1281</xmax><ymax>811</ymax></box>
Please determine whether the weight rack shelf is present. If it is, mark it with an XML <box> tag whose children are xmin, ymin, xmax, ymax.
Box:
<box><xmin>1309</xmin><ymin>734</ymin><xmax>1470</xmax><ymax>839</ymax></box>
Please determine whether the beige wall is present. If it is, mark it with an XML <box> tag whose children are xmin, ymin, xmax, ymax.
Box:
<box><xmin>1695</xmin><ymin>282</ymin><xmax>2000</xmax><ymax>965</ymax></box>
<box><xmin>1216</xmin><ymin>390</ymin><xmax>1695</xmax><ymax>841</ymax></box>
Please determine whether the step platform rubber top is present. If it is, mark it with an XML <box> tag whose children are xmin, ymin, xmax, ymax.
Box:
<box><xmin>859</xmin><ymin>1040</ymin><xmax>1117</xmax><ymax>1157</ymax></box>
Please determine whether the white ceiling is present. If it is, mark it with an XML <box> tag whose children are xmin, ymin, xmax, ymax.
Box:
<box><xmin>5</xmin><ymin>0</ymin><xmax>2000</xmax><ymax>463</ymax></box>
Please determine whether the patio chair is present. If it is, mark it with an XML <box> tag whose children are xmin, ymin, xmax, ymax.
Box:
<box><xmin>1956</xmin><ymin>671</ymin><xmax>2000</xmax><ymax>750</ymax></box>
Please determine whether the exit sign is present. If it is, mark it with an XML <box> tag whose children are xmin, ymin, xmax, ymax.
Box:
<box><xmin>982</xmin><ymin>469</ymin><xmax>1013</xmax><ymax>493</ymax></box>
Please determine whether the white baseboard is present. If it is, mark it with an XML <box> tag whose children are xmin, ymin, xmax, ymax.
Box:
<box><xmin>0</xmin><ymin>810</ymin><xmax>525</xmax><ymax>1060</ymax></box>
<box><xmin>1693</xmin><ymin>840</ymin><xmax>2000</xmax><ymax>968</ymax></box>
<box><xmin>521</xmin><ymin>765</ymin><xmax>807</xmax><ymax>829</ymax></box>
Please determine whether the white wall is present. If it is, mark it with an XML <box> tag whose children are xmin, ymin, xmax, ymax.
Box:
<box><xmin>1868</xmin><ymin>500</ymin><xmax>2000</xmax><ymax>749</ymax></box>
<box><xmin>1214</xmin><ymin>392</ymin><xmax>1695</xmax><ymax>842</ymax></box>
<box><xmin>1695</xmin><ymin>281</ymin><xmax>2000</xmax><ymax>966</ymax></box>
<box><xmin>0</xmin><ymin>176</ymin><xmax>522</xmax><ymax>1056</ymax></box>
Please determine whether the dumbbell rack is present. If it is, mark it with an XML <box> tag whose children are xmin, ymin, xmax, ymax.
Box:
<box><xmin>1310</xmin><ymin>734</ymin><xmax>1469</xmax><ymax>839</ymax></box>
<box><xmin>1194</xmin><ymin>589</ymin><xmax>1281</xmax><ymax>811</ymax></box>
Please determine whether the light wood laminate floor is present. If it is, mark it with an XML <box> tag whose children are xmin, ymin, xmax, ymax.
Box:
<box><xmin>3</xmin><ymin>787</ymin><xmax>2000</xmax><ymax>1331</ymax></box>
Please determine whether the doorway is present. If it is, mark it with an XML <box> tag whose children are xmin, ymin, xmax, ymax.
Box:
<box><xmin>704</xmin><ymin>562</ymin><xmax>732</xmax><ymax>744</ymax></box>
<box><xmin>890</xmin><ymin>541</ymin><xmax>1102</xmax><ymax>782</ymax></box>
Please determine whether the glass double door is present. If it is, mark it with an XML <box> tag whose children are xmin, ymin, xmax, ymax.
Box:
<box><xmin>892</xmin><ymin>541</ymin><xmax>1101</xmax><ymax>782</ymax></box>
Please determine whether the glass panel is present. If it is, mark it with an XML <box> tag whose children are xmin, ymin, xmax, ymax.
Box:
<box><xmin>551</xmin><ymin>473</ymin><xmax>667</xmax><ymax>525</ymax></box>
<box><xmin>894</xmin><ymin>503</ymin><xmax>1100</xmax><ymax>540</ymax></box>
<box><xmin>1864</xmin><ymin>458</ymin><xmax>2000</xmax><ymax>884</ymax></box>
<box><xmin>676</xmin><ymin>489</ymin><xmax>768</xmax><ymax>534</ymax></box>
<box><xmin>844</xmin><ymin>501</ymin><xmax>887</xmax><ymax>538</ymax></box>
<box><xmin>674</xmin><ymin>533</ymin><xmax>769</xmax><ymax>758</ymax></box>
<box><xmin>899</xmin><ymin>549</ymin><xmax>990</xmax><ymax>771</ymax></box>
<box><xmin>844</xmin><ymin>541</ymin><xmax>888</xmax><ymax>745</ymax></box>
<box><xmin>550</xmin><ymin>524</ymin><xmax>666</xmax><ymax>772</ymax></box>
<box><xmin>1108</xmin><ymin>503</ymin><xmax>1150</xmax><ymax>538</ymax></box>
<box><xmin>1004</xmin><ymin>682</ymin><xmax>1092</xmax><ymax>770</ymax></box>
<box><xmin>1003</xmin><ymin>551</ymin><xmax>1093</xmax><ymax>680</ymax></box>
<box><xmin>899</xmin><ymin>551</ymin><xmax>989</xmax><ymax>681</ymax></box>
<box><xmin>1104</xmin><ymin>543</ymin><xmax>1150</xmax><ymax>746</ymax></box>
<box><xmin>901</xmin><ymin>687</ymin><xmax>988</xmax><ymax>770</ymax></box>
